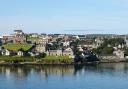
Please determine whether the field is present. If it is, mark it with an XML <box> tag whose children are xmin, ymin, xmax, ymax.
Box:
<box><xmin>2</xmin><ymin>44</ymin><xmax>32</xmax><ymax>51</ymax></box>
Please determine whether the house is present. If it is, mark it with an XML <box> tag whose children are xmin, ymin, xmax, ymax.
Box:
<box><xmin>30</xmin><ymin>33</ymin><xmax>39</xmax><ymax>38</ymax></box>
<box><xmin>36</xmin><ymin>37</ymin><xmax>49</xmax><ymax>45</ymax></box>
<box><xmin>2</xmin><ymin>35</ymin><xmax>14</xmax><ymax>44</ymax></box>
<box><xmin>47</xmin><ymin>50</ymin><xmax>62</xmax><ymax>56</ymax></box>
<box><xmin>58</xmin><ymin>34</ymin><xmax>64</xmax><ymax>39</ymax></box>
<box><xmin>78</xmin><ymin>39</ymin><xmax>94</xmax><ymax>50</ymax></box>
<box><xmin>93</xmin><ymin>37</ymin><xmax>104</xmax><ymax>48</ymax></box>
<box><xmin>14</xmin><ymin>30</ymin><xmax>24</xmax><ymax>35</ymax></box>
<box><xmin>40</xmin><ymin>33</ymin><xmax>47</xmax><ymax>37</ymax></box>
<box><xmin>17</xmin><ymin>51</ymin><xmax>24</xmax><ymax>57</ymax></box>
<box><xmin>61</xmin><ymin>41</ymin><xmax>70</xmax><ymax>47</ymax></box>
<box><xmin>78</xmin><ymin>35</ymin><xmax>87</xmax><ymax>41</ymax></box>
<box><xmin>77</xmin><ymin>45</ymin><xmax>84</xmax><ymax>52</ymax></box>
<box><xmin>35</xmin><ymin>44</ymin><xmax>46</xmax><ymax>53</ymax></box>
<box><xmin>28</xmin><ymin>52</ymin><xmax>36</xmax><ymax>56</ymax></box>
<box><xmin>113</xmin><ymin>50</ymin><xmax>124</xmax><ymax>59</ymax></box>
<box><xmin>63</xmin><ymin>47</ymin><xmax>74</xmax><ymax>56</ymax></box>
<box><xmin>63</xmin><ymin>35</ymin><xmax>70</xmax><ymax>41</ymax></box>
<box><xmin>13</xmin><ymin>30</ymin><xmax>26</xmax><ymax>44</ymax></box>
<box><xmin>1</xmin><ymin>49</ymin><xmax>10</xmax><ymax>56</ymax></box>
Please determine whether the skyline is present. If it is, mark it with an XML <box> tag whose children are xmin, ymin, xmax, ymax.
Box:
<box><xmin>0</xmin><ymin>0</ymin><xmax>128</xmax><ymax>35</ymax></box>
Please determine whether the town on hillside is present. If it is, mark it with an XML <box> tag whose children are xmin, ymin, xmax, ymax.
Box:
<box><xmin>0</xmin><ymin>30</ymin><xmax>128</xmax><ymax>63</ymax></box>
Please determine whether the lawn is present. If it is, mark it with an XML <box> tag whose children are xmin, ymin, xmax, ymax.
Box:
<box><xmin>43</xmin><ymin>56</ymin><xmax>72</xmax><ymax>60</ymax></box>
<box><xmin>0</xmin><ymin>56</ymin><xmax>35</xmax><ymax>62</ymax></box>
<box><xmin>27</xmin><ymin>36</ymin><xmax>39</xmax><ymax>41</ymax></box>
<box><xmin>2</xmin><ymin>43</ymin><xmax>32</xmax><ymax>51</ymax></box>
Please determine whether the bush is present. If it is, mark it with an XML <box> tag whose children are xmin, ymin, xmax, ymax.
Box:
<box><xmin>35</xmin><ymin>53</ymin><xmax>47</xmax><ymax>59</ymax></box>
<box><xmin>101</xmin><ymin>47</ymin><xmax>114</xmax><ymax>54</ymax></box>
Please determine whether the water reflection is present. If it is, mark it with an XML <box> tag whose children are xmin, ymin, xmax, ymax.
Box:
<box><xmin>1</xmin><ymin>64</ymin><xmax>128</xmax><ymax>89</ymax></box>
<box><xmin>0</xmin><ymin>63</ymin><xmax>128</xmax><ymax>80</ymax></box>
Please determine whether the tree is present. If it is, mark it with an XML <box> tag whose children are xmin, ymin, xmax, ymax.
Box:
<box><xmin>101</xmin><ymin>47</ymin><xmax>114</xmax><ymax>54</ymax></box>
<box><xmin>35</xmin><ymin>53</ymin><xmax>47</xmax><ymax>59</ymax></box>
<box><xmin>18</xmin><ymin>48</ymin><xmax>25</xmax><ymax>52</ymax></box>
<box><xmin>124</xmin><ymin>49</ymin><xmax>128</xmax><ymax>56</ymax></box>
<box><xmin>70</xmin><ymin>40</ymin><xmax>80</xmax><ymax>55</ymax></box>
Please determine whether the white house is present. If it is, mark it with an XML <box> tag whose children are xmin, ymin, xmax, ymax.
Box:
<box><xmin>77</xmin><ymin>45</ymin><xmax>83</xmax><ymax>52</ymax></box>
<box><xmin>2</xmin><ymin>49</ymin><xmax>10</xmax><ymax>56</ymax></box>
<box><xmin>17</xmin><ymin>51</ymin><xmax>24</xmax><ymax>57</ymax></box>
<box><xmin>28</xmin><ymin>52</ymin><xmax>36</xmax><ymax>56</ymax></box>
<box><xmin>62</xmin><ymin>41</ymin><xmax>70</xmax><ymax>47</ymax></box>
<box><xmin>31</xmin><ymin>33</ymin><xmax>39</xmax><ymax>38</ymax></box>
<box><xmin>113</xmin><ymin>50</ymin><xmax>124</xmax><ymax>59</ymax></box>
<box><xmin>63</xmin><ymin>47</ymin><xmax>74</xmax><ymax>58</ymax></box>
<box><xmin>63</xmin><ymin>47</ymin><xmax>74</xmax><ymax>56</ymax></box>
<box><xmin>94</xmin><ymin>37</ymin><xmax>104</xmax><ymax>48</ymax></box>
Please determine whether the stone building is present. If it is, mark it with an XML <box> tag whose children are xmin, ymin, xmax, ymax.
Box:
<box><xmin>35</xmin><ymin>44</ymin><xmax>46</xmax><ymax>53</ymax></box>
<box><xmin>2</xmin><ymin>35</ymin><xmax>14</xmax><ymax>44</ymax></box>
<box><xmin>36</xmin><ymin>36</ymin><xmax>50</xmax><ymax>45</ymax></box>
<box><xmin>13</xmin><ymin>30</ymin><xmax>26</xmax><ymax>44</ymax></box>
<box><xmin>47</xmin><ymin>50</ymin><xmax>62</xmax><ymax>56</ymax></box>
<box><xmin>63</xmin><ymin>48</ymin><xmax>74</xmax><ymax>56</ymax></box>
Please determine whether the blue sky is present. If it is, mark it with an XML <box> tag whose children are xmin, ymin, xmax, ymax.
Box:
<box><xmin>0</xmin><ymin>0</ymin><xmax>128</xmax><ymax>35</ymax></box>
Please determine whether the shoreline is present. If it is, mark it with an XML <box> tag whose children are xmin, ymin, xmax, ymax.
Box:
<box><xmin>0</xmin><ymin>61</ymin><xmax>127</xmax><ymax>65</ymax></box>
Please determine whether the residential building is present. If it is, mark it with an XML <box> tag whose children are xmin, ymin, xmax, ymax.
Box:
<box><xmin>47</xmin><ymin>50</ymin><xmax>62</xmax><ymax>56</ymax></box>
<box><xmin>30</xmin><ymin>33</ymin><xmax>39</xmax><ymax>38</ymax></box>
<box><xmin>113</xmin><ymin>50</ymin><xmax>124</xmax><ymax>59</ymax></box>
<box><xmin>94</xmin><ymin>37</ymin><xmax>104</xmax><ymax>48</ymax></box>
<box><xmin>13</xmin><ymin>30</ymin><xmax>26</xmax><ymax>44</ymax></box>
<box><xmin>36</xmin><ymin>37</ymin><xmax>49</xmax><ymax>45</ymax></box>
<box><xmin>63</xmin><ymin>47</ymin><xmax>74</xmax><ymax>56</ymax></box>
<box><xmin>2</xmin><ymin>35</ymin><xmax>14</xmax><ymax>44</ymax></box>
<box><xmin>124</xmin><ymin>36</ymin><xmax>128</xmax><ymax>47</ymax></box>
<box><xmin>35</xmin><ymin>44</ymin><xmax>46</xmax><ymax>53</ymax></box>
<box><xmin>1</xmin><ymin>49</ymin><xmax>10</xmax><ymax>56</ymax></box>
<box><xmin>17</xmin><ymin>51</ymin><xmax>24</xmax><ymax>57</ymax></box>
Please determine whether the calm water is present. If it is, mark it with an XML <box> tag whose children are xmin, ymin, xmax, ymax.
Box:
<box><xmin>0</xmin><ymin>63</ymin><xmax>128</xmax><ymax>89</ymax></box>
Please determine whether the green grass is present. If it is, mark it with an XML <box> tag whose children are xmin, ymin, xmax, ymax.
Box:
<box><xmin>0</xmin><ymin>56</ymin><xmax>35</xmax><ymax>62</ymax></box>
<box><xmin>43</xmin><ymin>56</ymin><xmax>72</xmax><ymax>60</ymax></box>
<box><xmin>27</xmin><ymin>36</ymin><xmax>39</xmax><ymax>41</ymax></box>
<box><xmin>0</xmin><ymin>55</ymin><xmax>73</xmax><ymax>63</ymax></box>
<box><xmin>2</xmin><ymin>43</ymin><xmax>32</xmax><ymax>51</ymax></box>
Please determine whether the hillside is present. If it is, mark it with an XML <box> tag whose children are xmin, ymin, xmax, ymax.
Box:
<box><xmin>2</xmin><ymin>44</ymin><xmax>32</xmax><ymax>51</ymax></box>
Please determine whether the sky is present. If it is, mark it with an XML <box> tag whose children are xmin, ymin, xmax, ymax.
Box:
<box><xmin>0</xmin><ymin>0</ymin><xmax>128</xmax><ymax>35</ymax></box>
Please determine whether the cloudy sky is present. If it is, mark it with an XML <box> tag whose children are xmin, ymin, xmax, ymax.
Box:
<box><xmin>0</xmin><ymin>0</ymin><xmax>128</xmax><ymax>35</ymax></box>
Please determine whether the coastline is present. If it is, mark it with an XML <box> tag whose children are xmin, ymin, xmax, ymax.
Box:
<box><xmin>0</xmin><ymin>56</ymin><xmax>127</xmax><ymax>65</ymax></box>
<box><xmin>0</xmin><ymin>61</ymin><xmax>127</xmax><ymax>65</ymax></box>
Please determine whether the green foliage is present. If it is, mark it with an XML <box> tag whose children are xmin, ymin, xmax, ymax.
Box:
<box><xmin>93</xmin><ymin>38</ymin><xmax>125</xmax><ymax>55</ymax></box>
<box><xmin>46</xmin><ymin>42</ymin><xmax>60</xmax><ymax>50</ymax></box>
<box><xmin>102</xmin><ymin>38</ymin><xmax>125</xmax><ymax>47</ymax></box>
<box><xmin>124</xmin><ymin>49</ymin><xmax>128</xmax><ymax>56</ymax></box>
<box><xmin>35</xmin><ymin>53</ymin><xmax>47</xmax><ymax>59</ymax></box>
<box><xmin>101</xmin><ymin>47</ymin><xmax>114</xmax><ymax>54</ymax></box>
<box><xmin>92</xmin><ymin>47</ymin><xmax>114</xmax><ymax>55</ymax></box>
<box><xmin>0</xmin><ymin>56</ymin><xmax>34</xmax><ymax>62</ymax></box>
<box><xmin>70</xmin><ymin>39</ymin><xmax>80</xmax><ymax>54</ymax></box>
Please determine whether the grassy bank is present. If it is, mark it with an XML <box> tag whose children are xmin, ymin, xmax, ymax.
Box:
<box><xmin>0</xmin><ymin>55</ymin><xmax>73</xmax><ymax>64</ymax></box>
<box><xmin>0</xmin><ymin>56</ymin><xmax>35</xmax><ymax>62</ymax></box>
<box><xmin>43</xmin><ymin>56</ymin><xmax>72</xmax><ymax>60</ymax></box>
